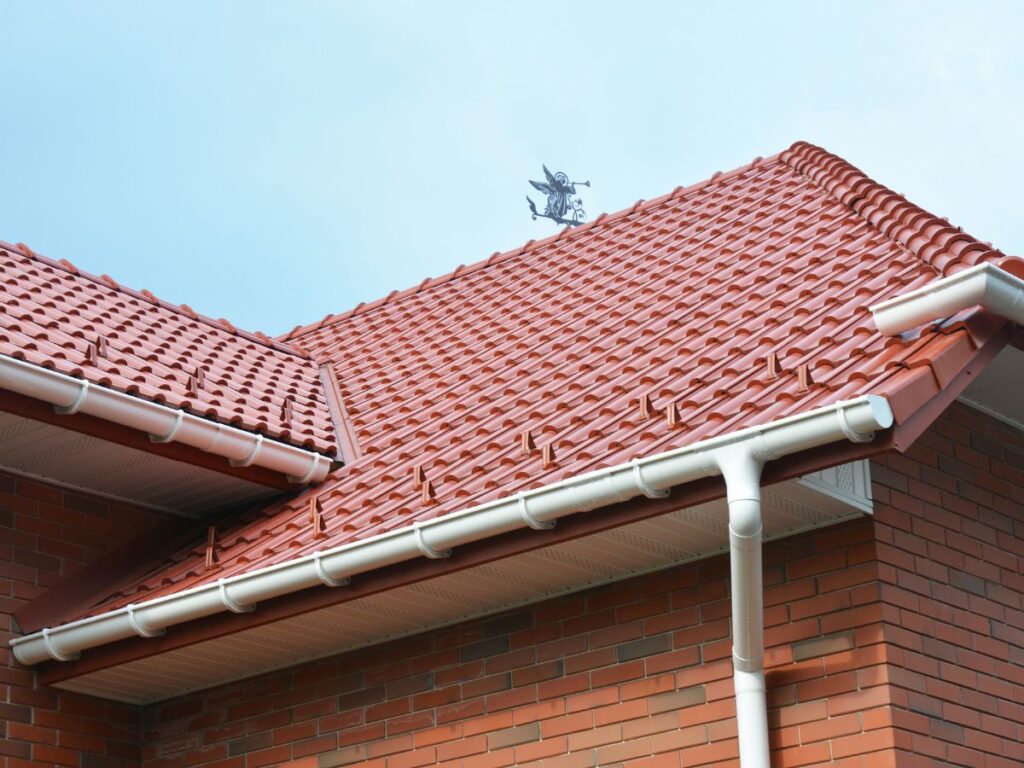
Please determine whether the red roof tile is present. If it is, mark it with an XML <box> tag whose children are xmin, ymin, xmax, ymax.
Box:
<box><xmin>74</xmin><ymin>141</ymin><xmax>1013</xmax><ymax>615</ymax></box>
<box><xmin>0</xmin><ymin>241</ymin><xmax>337</xmax><ymax>455</ymax></box>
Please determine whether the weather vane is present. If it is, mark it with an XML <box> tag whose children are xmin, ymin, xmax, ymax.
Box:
<box><xmin>526</xmin><ymin>166</ymin><xmax>591</xmax><ymax>227</ymax></box>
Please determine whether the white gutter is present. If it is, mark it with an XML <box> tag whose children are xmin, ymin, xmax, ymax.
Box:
<box><xmin>12</xmin><ymin>396</ymin><xmax>892</xmax><ymax>768</ymax></box>
<box><xmin>0</xmin><ymin>355</ymin><xmax>332</xmax><ymax>485</ymax></box>
<box><xmin>871</xmin><ymin>263</ymin><xmax>1024</xmax><ymax>336</ymax></box>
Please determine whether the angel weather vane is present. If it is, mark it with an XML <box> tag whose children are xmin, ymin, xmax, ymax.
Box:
<box><xmin>527</xmin><ymin>166</ymin><xmax>591</xmax><ymax>227</ymax></box>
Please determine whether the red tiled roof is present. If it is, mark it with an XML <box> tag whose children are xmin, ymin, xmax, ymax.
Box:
<box><xmin>0</xmin><ymin>241</ymin><xmax>337</xmax><ymax>455</ymax></box>
<box><xmin>78</xmin><ymin>141</ymin><xmax>1013</xmax><ymax>616</ymax></box>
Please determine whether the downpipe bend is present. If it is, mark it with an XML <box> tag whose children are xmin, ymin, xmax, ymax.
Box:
<box><xmin>715</xmin><ymin>447</ymin><xmax>770</xmax><ymax>768</ymax></box>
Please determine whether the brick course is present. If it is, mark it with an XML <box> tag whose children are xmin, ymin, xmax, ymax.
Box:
<box><xmin>0</xmin><ymin>470</ymin><xmax>163</xmax><ymax>767</ymax></box>
<box><xmin>2</xmin><ymin>403</ymin><xmax>1022</xmax><ymax>768</ymax></box>
<box><xmin>869</xmin><ymin>403</ymin><xmax>1024</xmax><ymax>767</ymax></box>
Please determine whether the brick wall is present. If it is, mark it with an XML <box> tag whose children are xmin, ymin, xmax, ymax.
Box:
<box><xmin>0</xmin><ymin>469</ymin><xmax>163</xmax><ymax>767</ymax></box>
<box><xmin>869</xmin><ymin>402</ymin><xmax>1024</xmax><ymax>767</ymax></box>
<box><xmin>140</xmin><ymin>516</ymin><xmax>895</xmax><ymax>767</ymax></box>
<box><xmin>5</xmin><ymin>404</ymin><xmax>1023</xmax><ymax>768</ymax></box>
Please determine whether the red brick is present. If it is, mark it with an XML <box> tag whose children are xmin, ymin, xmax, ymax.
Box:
<box><xmin>6</xmin><ymin>409</ymin><xmax>1024</xmax><ymax>768</ymax></box>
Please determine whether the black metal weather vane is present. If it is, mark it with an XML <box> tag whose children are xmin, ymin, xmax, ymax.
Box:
<box><xmin>527</xmin><ymin>165</ymin><xmax>590</xmax><ymax>227</ymax></box>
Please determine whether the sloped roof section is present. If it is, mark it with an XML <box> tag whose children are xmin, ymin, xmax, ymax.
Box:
<box><xmin>78</xmin><ymin>141</ymin><xmax>1013</xmax><ymax>614</ymax></box>
<box><xmin>0</xmin><ymin>241</ymin><xmax>337</xmax><ymax>455</ymax></box>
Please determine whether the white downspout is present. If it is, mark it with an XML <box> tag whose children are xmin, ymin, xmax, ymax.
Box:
<box><xmin>716</xmin><ymin>446</ymin><xmax>769</xmax><ymax>768</ymax></box>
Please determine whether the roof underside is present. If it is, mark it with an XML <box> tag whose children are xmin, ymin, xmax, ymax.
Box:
<box><xmin>0</xmin><ymin>411</ymin><xmax>281</xmax><ymax>516</ymax></box>
<box><xmin>53</xmin><ymin>463</ymin><xmax>873</xmax><ymax>703</ymax></box>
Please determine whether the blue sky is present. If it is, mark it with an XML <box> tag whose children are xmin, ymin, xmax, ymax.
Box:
<box><xmin>1</xmin><ymin>2</ymin><xmax>1021</xmax><ymax>336</ymax></box>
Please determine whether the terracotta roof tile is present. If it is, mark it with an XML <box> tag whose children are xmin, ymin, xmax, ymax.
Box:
<box><xmin>76</xmin><ymin>141</ymin><xmax>1012</xmax><ymax>615</ymax></box>
<box><xmin>0</xmin><ymin>242</ymin><xmax>337</xmax><ymax>455</ymax></box>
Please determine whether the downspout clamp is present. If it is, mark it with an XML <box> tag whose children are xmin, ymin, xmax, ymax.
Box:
<box><xmin>0</xmin><ymin>354</ymin><xmax>332</xmax><ymax>484</ymax></box>
<box><xmin>11</xmin><ymin>396</ymin><xmax>894</xmax><ymax>767</ymax></box>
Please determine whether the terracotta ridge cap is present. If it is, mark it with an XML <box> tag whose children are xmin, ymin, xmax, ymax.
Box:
<box><xmin>0</xmin><ymin>239</ymin><xmax>312</xmax><ymax>360</ymax></box>
<box><xmin>278</xmin><ymin>151</ymin><xmax>785</xmax><ymax>342</ymax></box>
<box><xmin>778</xmin><ymin>141</ymin><xmax>1006</xmax><ymax>276</ymax></box>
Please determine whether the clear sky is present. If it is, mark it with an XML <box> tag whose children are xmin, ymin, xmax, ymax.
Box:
<box><xmin>1</xmin><ymin>2</ymin><xmax>1021</xmax><ymax>336</ymax></box>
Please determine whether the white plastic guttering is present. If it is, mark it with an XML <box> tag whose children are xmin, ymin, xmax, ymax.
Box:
<box><xmin>871</xmin><ymin>263</ymin><xmax>1024</xmax><ymax>336</ymax></box>
<box><xmin>0</xmin><ymin>354</ymin><xmax>332</xmax><ymax>485</ymax></box>
<box><xmin>10</xmin><ymin>395</ymin><xmax>893</xmax><ymax>673</ymax></box>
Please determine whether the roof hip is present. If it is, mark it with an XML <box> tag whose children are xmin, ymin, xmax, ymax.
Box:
<box><xmin>779</xmin><ymin>142</ymin><xmax>1005</xmax><ymax>276</ymax></box>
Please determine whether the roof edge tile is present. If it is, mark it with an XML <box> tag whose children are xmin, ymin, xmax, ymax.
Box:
<box><xmin>1</xmin><ymin>240</ymin><xmax>311</xmax><ymax>360</ymax></box>
<box><xmin>779</xmin><ymin>142</ymin><xmax>1006</xmax><ymax>277</ymax></box>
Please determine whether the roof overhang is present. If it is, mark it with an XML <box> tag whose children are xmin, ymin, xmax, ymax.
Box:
<box><xmin>0</xmin><ymin>410</ymin><xmax>287</xmax><ymax>517</ymax></box>
<box><xmin>959</xmin><ymin>344</ymin><xmax>1024</xmax><ymax>430</ymax></box>
<box><xmin>12</xmin><ymin>397</ymin><xmax>894</xmax><ymax>690</ymax></box>
<box><xmin>0</xmin><ymin>354</ymin><xmax>334</xmax><ymax>487</ymax></box>
<box><xmin>46</xmin><ymin>459</ymin><xmax>876</xmax><ymax>703</ymax></box>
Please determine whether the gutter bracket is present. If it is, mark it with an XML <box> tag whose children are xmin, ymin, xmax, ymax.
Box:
<box><xmin>289</xmin><ymin>454</ymin><xmax>328</xmax><ymax>486</ymax></box>
<box><xmin>313</xmin><ymin>551</ymin><xmax>350</xmax><ymax>587</ymax></box>
<box><xmin>150</xmin><ymin>410</ymin><xmax>185</xmax><ymax>444</ymax></box>
<box><xmin>836</xmin><ymin>403</ymin><xmax>875</xmax><ymax>444</ymax></box>
<box><xmin>518</xmin><ymin>493</ymin><xmax>555</xmax><ymax>530</ymax></box>
<box><xmin>218</xmin><ymin>580</ymin><xmax>254</xmax><ymax>614</ymax></box>
<box><xmin>54</xmin><ymin>381</ymin><xmax>89</xmax><ymax>415</ymax></box>
<box><xmin>127</xmin><ymin>604</ymin><xmax>165</xmax><ymax>638</ymax></box>
<box><xmin>230</xmin><ymin>434</ymin><xmax>264</xmax><ymax>468</ymax></box>
<box><xmin>413</xmin><ymin>522</ymin><xmax>451</xmax><ymax>559</ymax></box>
<box><xmin>41</xmin><ymin>627</ymin><xmax>79</xmax><ymax>662</ymax></box>
<box><xmin>631</xmin><ymin>460</ymin><xmax>670</xmax><ymax>498</ymax></box>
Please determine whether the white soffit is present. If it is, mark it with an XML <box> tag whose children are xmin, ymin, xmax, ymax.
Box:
<box><xmin>54</xmin><ymin>461</ymin><xmax>873</xmax><ymax>704</ymax></box>
<box><xmin>0</xmin><ymin>412</ymin><xmax>280</xmax><ymax>517</ymax></box>
<box><xmin>959</xmin><ymin>345</ymin><xmax>1024</xmax><ymax>431</ymax></box>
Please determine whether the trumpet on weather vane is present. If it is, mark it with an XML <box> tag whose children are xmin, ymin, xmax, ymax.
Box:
<box><xmin>526</xmin><ymin>165</ymin><xmax>591</xmax><ymax>227</ymax></box>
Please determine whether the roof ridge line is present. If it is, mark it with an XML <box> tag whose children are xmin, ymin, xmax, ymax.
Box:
<box><xmin>778</xmin><ymin>141</ymin><xmax>1005</xmax><ymax>277</ymax></box>
<box><xmin>0</xmin><ymin>240</ymin><xmax>312</xmax><ymax>360</ymax></box>
<box><xmin>279</xmin><ymin>151</ymin><xmax>784</xmax><ymax>342</ymax></box>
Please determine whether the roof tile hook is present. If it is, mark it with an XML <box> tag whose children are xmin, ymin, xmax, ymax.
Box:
<box><xmin>309</xmin><ymin>497</ymin><xmax>326</xmax><ymax>539</ymax></box>
<box><xmin>412</xmin><ymin>522</ymin><xmax>450</xmax><ymax>559</ymax></box>
<box><xmin>632</xmin><ymin>460</ymin><xmax>669</xmax><ymax>499</ymax></box>
<box><xmin>518</xmin><ymin>493</ymin><xmax>555</xmax><ymax>530</ymax></box>
<box><xmin>204</xmin><ymin>525</ymin><xmax>218</xmax><ymax>570</ymax></box>
<box><xmin>541</xmin><ymin>443</ymin><xmax>556</xmax><ymax>468</ymax></box>
<box><xmin>638</xmin><ymin>393</ymin><xmax>653</xmax><ymax>420</ymax></box>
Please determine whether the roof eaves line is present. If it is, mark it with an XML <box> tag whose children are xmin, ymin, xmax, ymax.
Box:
<box><xmin>9</xmin><ymin>394</ymin><xmax>893</xmax><ymax>666</ymax></box>
<box><xmin>279</xmin><ymin>153</ymin><xmax>784</xmax><ymax>342</ymax></box>
<box><xmin>0</xmin><ymin>241</ymin><xmax>310</xmax><ymax>360</ymax></box>
<box><xmin>0</xmin><ymin>353</ymin><xmax>334</xmax><ymax>485</ymax></box>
